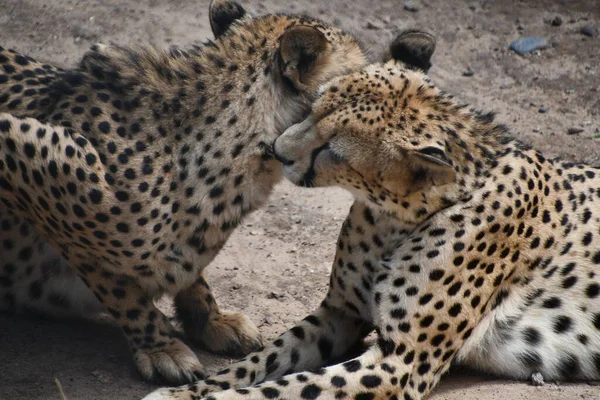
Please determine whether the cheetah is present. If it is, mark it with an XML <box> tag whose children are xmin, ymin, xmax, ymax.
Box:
<box><xmin>144</xmin><ymin>31</ymin><xmax>600</xmax><ymax>400</ymax></box>
<box><xmin>0</xmin><ymin>0</ymin><xmax>367</xmax><ymax>384</ymax></box>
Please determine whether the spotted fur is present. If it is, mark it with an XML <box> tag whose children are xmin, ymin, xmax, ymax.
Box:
<box><xmin>0</xmin><ymin>0</ymin><xmax>366</xmax><ymax>385</ymax></box>
<box><xmin>145</xmin><ymin>32</ymin><xmax>600</xmax><ymax>400</ymax></box>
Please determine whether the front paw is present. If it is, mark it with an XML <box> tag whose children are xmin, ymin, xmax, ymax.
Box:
<box><xmin>133</xmin><ymin>338</ymin><xmax>207</xmax><ymax>385</ymax></box>
<box><xmin>191</xmin><ymin>310</ymin><xmax>263</xmax><ymax>357</ymax></box>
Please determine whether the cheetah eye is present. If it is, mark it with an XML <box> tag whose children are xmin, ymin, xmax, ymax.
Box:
<box><xmin>328</xmin><ymin>146</ymin><xmax>345</xmax><ymax>163</ymax></box>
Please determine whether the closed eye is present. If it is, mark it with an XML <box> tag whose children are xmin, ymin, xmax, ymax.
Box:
<box><xmin>328</xmin><ymin>146</ymin><xmax>346</xmax><ymax>163</ymax></box>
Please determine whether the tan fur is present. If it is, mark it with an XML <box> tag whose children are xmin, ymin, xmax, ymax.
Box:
<box><xmin>146</xmin><ymin>45</ymin><xmax>600</xmax><ymax>400</ymax></box>
<box><xmin>0</xmin><ymin>0</ymin><xmax>365</xmax><ymax>385</ymax></box>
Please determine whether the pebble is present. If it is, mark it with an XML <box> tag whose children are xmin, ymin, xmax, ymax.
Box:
<box><xmin>403</xmin><ymin>2</ymin><xmax>419</xmax><ymax>12</ymax></box>
<box><xmin>567</xmin><ymin>127</ymin><xmax>584</xmax><ymax>135</ymax></box>
<box><xmin>462</xmin><ymin>66</ymin><xmax>475</xmax><ymax>77</ymax></box>
<box><xmin>538</xmin><ymin>107</ymin><xmax>547</xmax><ymax>113</ymax></box>
<box><xmin>267</xmin><ymin>291</ymin><xmax>283</xmax><ymax>300</ymax></box>
<box><xmin>365</xmin><ymin>21</ymin><xmax>380</xmax><ymax>30</ymax></box>
<box><xmin>509</xmin><ymin>37</ymin><xmax>548</xmax><ymax>55</ymax></box>
<box><xmin>551</xmin><ymin>16</ymin><xmax>563</xmax><ymax>27</ymax></box>
<box><xmin>581</xmin><ymin>25</ymin><xmax>599</xmax><ymax>37</ymax></box>
<box><xmin>531</xmin><ymin>372</ymin><xmax>545</xmax><ymax>386</ymax></box>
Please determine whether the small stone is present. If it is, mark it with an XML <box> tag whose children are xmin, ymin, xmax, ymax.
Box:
<box><xmin>91</xmin><ymin>370</ymin><xmax>112</xmax><ymax>384</ymax></box>
<box><xmin>403</xmin><ymin>2</ymin><xmax>419</xmax><ymax>12</ymax></box>
<box><xmin>581</xmin><ymin>25</ymin><xmax>599</xmax><ymax>37</ymax></box>
<box><xmin>510</xmin><ymin>37</ymin><xmax>548</xmax><ymax>55</ymax></box>
<box><xmin>538</xmin><ymin>107</ymin><xmax>547</xmax><ymax>113</ymax></box>
<box><xmin>462</xmin><ymin>66</ymin><xmax>475</xmax><ymax>77</ymax></box>
<box><xmin>267</xmin><ymin>291</ymin><xmax>283</xmax><ymax>300</ymax></box>
<box><xmin>551</xmin><ymin>16</ymin><xmax>563</xmax><ymax>27</ymax></box>
<box><xmin>567</xmin><ymin>127</ymin><xmax>584</xmax><ymax>135</ymax></box>
<box><xmin>365</xmin><ymin>21</ymin><xmax>380</xmax><ymax>30</ymax></box>
<box><xmin>531</xmin><ymin>372</ymin><xmax>545</xmax><ymax>386</ymax></box>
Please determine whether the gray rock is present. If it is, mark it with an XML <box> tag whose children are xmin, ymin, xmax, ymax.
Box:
<box><xmin>462</xmin><ymin>66</ymin><xmax>475</xmax><ymax>77</ymax></box>
<box><xmin>567</xmin><ymin>127</ymin><xmax>584</xmax><ymax>135</ymax></box>
<box><xmin>539</xmin><ymin>107</ymin><xmax>547</xmax><ymax>113</ymax></box>
<box><xmin>510</xmin><ymin>37</ymin><xmax>548</xmax><ymax>55</ymax></box>
<box><xmin>531</xmin><ymin>372</ymin><xmax>545</xmax><ymax>386</ymax></box>
<box><xmin>581</xmin><ymin>25</ymin><xmax>599</xmax><ymax>37</ymax></box>
<box><xmin>403</xmin><ymin>2</ymin><xmax>419</xmax><ymax>12</ymax></box>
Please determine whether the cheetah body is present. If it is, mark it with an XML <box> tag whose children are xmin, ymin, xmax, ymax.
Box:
<box><xmin>146</xmin><ymin>34</ymin><xmax>600</xmax><ymax>400</ymax></box>
<box><xmin>0</xmin><ymin>0</ymin><xmax>365</xmax><ymax>384</ymax></box>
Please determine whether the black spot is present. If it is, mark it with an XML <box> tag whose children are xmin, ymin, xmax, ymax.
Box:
<box><xmin>291</xmin><ymin>326</ymin><xmax>305</xmax><ymax>340</ymax></box>
<box><xmin>586</xmin><ymin>283</ymin><xmax>600</xmax><ymax>298</ymax></box>
<box><xmin>554</xmin><ymin>316</ymin><xmax>572</xmax><ymax>334</ymax></box>
<box><xmin>562</xmin><ymin>276</ymin><xmax>577</xmax><ymax>289</ymax></box>
<box><xmin>260</xmin><ymin>388</ymin><xmax>280</xmax><ymax>399</ymax></box>
<box><xmin>342</xmin><ymin>360</ymin><xmax>361</xmax><ymax>372</ymax></box>
<box><xmin>448</xmin><ymin>303</ymin><xmax>462</xmax><ymax>317</ymax></box>
<box><xmin>300</xmin><ymin>384</ymin><xmax>321</xmax><ymax>399</ymax></box>
<box><xmin>542</xmin><ymin>297</ymin><xmax>561</xmax><ymax>308</ymax></box>
<box><xmin>360</xmin><ymin>375</ymin><xmax>382</xmax><ymax>388</ymax></box>
<box><xmin>330</xmin><ymin>376</ymin><xmax>346</xmax><ymax>388</ymax></box>
<box><xmin>522</xmin><ymin>327</ymin><xmax>541</xmax><ymax>345</ymax></box>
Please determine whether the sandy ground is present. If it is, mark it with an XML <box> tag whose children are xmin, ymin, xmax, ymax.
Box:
<box><xmin>0</xmin><ymin>0</ymin><xmax>599</xmax><ymax>399</ymax></box>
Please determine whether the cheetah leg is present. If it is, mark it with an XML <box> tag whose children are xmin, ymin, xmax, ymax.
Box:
<box><xmin>76</xmin><ymin>264</ymin><xmax>207</xmax><ymax>384</ymax></box>
<box><xmin>0</xmin><ymin>215</ymin><xmax>102</xmax><ymax>317</ymax></box>
<box><xmin>144</xmin><ymin>305</ymin><xmax>369</xmax><ymax>398</ymax></box>
<box><xmin>144</xmin><ymin>332</ymin><xmax>450</xmax><ymax>400</ymax></box>
<box><xmin>0</xmin><ymin>113</ymin><xmax>205</xmax><ymax>384</ymax></box>
<box><xmin>175</xmin><ymin>273</ymin><xmax>262</xmax><ymax>357</ymax></box>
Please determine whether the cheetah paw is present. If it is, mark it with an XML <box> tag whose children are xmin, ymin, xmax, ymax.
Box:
<box><xmin>192</xmin><ymin>310</ymin><xmax>263</xmax><ymax>357</ymax></box>
<box><xmin>133</xmin><ymin>338</ymin><xmax>206</xmax><ymax>385</ymax></box>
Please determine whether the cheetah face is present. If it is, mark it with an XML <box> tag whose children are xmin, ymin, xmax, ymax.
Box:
<box><xmin>274</xmin><ymin>31</ymin><xmax>457</xmax><ymax>209</ymax></box>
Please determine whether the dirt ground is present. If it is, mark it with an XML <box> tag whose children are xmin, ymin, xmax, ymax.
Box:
<box><xmin>0</xmin><ymin>0</ymin><xmax>599</xmax><ymax>399</ymax></box>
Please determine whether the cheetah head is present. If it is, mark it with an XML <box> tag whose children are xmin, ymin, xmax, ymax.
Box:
<box><xmin>273</xmin><ymin>31</ymin><xmax>460</xmax><ymax>217</ymax></box>
<box><xmin>208</xmin><ymin>0</ymin><xmax>367</xmax><ymax>136</ymax></box>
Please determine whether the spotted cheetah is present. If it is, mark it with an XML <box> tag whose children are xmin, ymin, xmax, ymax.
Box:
<box><xmin>0</xmin><ymin>0</ymin><xmax>367</xmax><ymax>384</ymax></box>
<box><xmin>144</xmin><ymin>31</ymin><xmax>600</xmax><ymax>400</ymax></box>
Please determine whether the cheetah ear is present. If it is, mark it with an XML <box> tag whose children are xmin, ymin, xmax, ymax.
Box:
<box><xmin>209</xmin><ymin>0</ymin><xmax>247</xmax><ymax>38</ymax></box>
<box><xmin>279</xmin><ymin>25</ymin><xmax>332</xmax><ymax>91</ymax></box>
<box><xmin>385</xmin><ymin>30</ymin><xmax>436</xmax><ymax>72</ymax></box>
<box><xmin>407</xmin><ymin>146</ymin><xmax>455</xmax><ymax>189</ymax></box>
